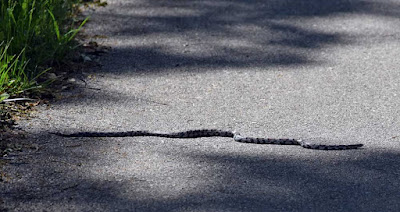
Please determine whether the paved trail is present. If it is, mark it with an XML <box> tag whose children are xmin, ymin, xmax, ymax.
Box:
<box><xmin>2</xmin><ymin>0</ymin><xmax>400</xmax><ymax>211</ymax></box>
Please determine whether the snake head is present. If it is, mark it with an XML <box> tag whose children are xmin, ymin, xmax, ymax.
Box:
<box><xmin>233</xmin><ymin>131</ymin><xmax>244</xmax><ymax>141</ymax></box>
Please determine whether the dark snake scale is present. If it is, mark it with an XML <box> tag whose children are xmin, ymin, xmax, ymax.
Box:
<box><xmin>52</xmin><ymin>129</ymin><xmax>363</xmax><ymax>150</ymax></box>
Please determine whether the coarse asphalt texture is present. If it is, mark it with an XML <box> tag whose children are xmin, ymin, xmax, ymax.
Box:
<box><xmin>2</xmin><ymin>0</ymin><xmax>400</xmax><ymax>211</ymax></box>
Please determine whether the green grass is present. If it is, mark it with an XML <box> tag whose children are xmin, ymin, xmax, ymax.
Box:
<box><xmin>0</xmin><ymin>40</ymin><xmax>30</xmax><ymax>102</ymax></box>
<box><xmin>0</xmin><ymin>0</ymin><xmax>89</xmax><ymax>101</ymax></box>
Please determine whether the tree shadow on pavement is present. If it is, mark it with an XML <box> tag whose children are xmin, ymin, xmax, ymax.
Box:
<box><xmin>86</xmin><ymin>0</ymin><xmax>400</xmax><ymax>74</ymax></box>
<box><xmin>1</xmin><ymin>132</ymin><xmax>399</xmax><ymax>211</ymax></box>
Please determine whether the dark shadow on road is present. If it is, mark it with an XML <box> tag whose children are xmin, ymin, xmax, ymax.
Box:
<box><xmin>1</xmin><ymin>132</ymin><xmax>399</xmax><ymax>211</ymax></box>
<box><xmin>85</xmin><ymin>0</ymin><xmax>400</xmax><ymax>74</ymax></box>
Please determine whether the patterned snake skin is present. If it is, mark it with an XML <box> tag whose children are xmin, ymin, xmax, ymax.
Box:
<box><xmin>52</xmin><ymin>129</ymin><xmax>363</xmax><ymax>150</ymax></box>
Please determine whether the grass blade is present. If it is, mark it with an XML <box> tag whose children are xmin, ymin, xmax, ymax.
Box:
<box><xmin>48</xmin><ymin>9</ymin><xmax>61</xmax><ymax>41</ymax></box>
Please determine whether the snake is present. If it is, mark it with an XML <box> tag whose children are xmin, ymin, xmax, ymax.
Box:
<box><xmin>52</xmin><ymin>129</ymin><xmax>363</xmax><ymax>150</ymax></box>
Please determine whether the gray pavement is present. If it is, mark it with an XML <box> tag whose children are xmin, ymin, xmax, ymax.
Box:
<box><xmin>2</xmin><ymin>0</ymin><xmax>400</xmax><ymax>211</ymax></box>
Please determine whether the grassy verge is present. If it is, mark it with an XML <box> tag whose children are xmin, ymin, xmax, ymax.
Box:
<box><xmin>0</xmin><ymin>0</ymin><xmax>90</xmax><ymax>102</ymax></box>
<box><xmin>0</xmin><ymin>0</ymin><xmax>112</xmax><ymax>133</ymax></box>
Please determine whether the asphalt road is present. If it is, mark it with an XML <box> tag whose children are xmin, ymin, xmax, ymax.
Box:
<box><xmin>2</xmin><ymin>0</ymin><xmax>400</xmax><ymax>211</ymax></box>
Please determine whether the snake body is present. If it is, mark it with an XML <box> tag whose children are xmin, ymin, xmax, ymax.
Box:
<box><xmin>52</xmin><ymin>129</ymin><xmax>363</xmax><ymax>150</ymax></box>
